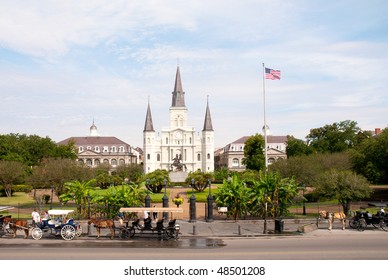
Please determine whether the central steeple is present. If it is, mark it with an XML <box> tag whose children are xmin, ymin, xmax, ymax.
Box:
<box><xmin>171</xmin><ymin>65</ymin><xmax>186</xmax><ymax>107</ymax></box>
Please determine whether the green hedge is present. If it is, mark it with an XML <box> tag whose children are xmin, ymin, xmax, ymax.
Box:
<box><xmin>0</xmin><ymin>184</ymin><xmax>32</xmax><ymax>196</ymax></box>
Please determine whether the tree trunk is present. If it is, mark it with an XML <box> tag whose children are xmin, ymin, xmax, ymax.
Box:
<box><xmin>4</xmin><ymin>184</ymin><xmax>12</xmax><ymax>197</ymax></box>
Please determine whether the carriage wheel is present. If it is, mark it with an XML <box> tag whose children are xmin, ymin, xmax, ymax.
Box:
<box><xmin>120</xmin><ymin>227</ymin><xmax>135</xmax><ymax>239</ymax></box>
<box><xmin>61</xmin><ymin>225</ymin><xmax>76</xmax><ymax>241</ymax></box>
<box><xmin>380</xmin><ymin>221</ymin><xmax>388</xmax><ymax>232</ymax></box>
<box><xmin>75</xmin><ymin>227</ymin><xmax>82</xmax><ymax>237</ymax></box>
<box><xmin>357</xmin><ymin>219</ymin><xmax>367</xmax><ymax>231</ymax></box>
<box><xmin>32</xmin><ymin>228</ymin><xmax>43</xmax><ymax>240</ymax></box>
<box><xmin>119</xmin><ymin>228</ymin><xmax>130</xmax><ymax>239</ymax></box>
<box><xmin>349</xmin><ymin>218</ymin><xmax>358</xmax><ymax>229</ymax></box>
<box><xmin>5</xmin><ymin>223</ymin><xmax>13</xmax><ymax>234</ymax></box>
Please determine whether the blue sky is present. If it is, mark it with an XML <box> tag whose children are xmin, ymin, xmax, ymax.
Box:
<box><xmin>1</xmin><ymin>0</ymin><xmax>387</xmax><ymax>149</ymax></box>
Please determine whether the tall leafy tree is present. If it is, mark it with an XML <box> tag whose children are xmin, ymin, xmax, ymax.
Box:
<box><xmin>314</xmin><ymin>169</ymin><xmax>371</xmax><ymax>215</ymax></box>
<box><xmin>115</xmin><ymin>163</ymin><xmax>144</xmax><ymax>183</ymax></box>
<box><xmin>0</xmin><ymin>161</ymin><xmax>25</xmax><ymax>197</ymax></box>
<box><xmin>242</xmin><ymin>134</ymin><xmax>265</xmax><ymax>171</ymax></box>
<box><xmin>286</xmin><ymin>135</ymin><xmax>314</xmax><ymax>157</ymax></box>
<box><xmin>0</xmin><ymin>133</ymin><xmax>76</xmax><ymax>167</ymax></box>
<box><xmin>269</xmin><ymin>152</ymin><xmax>352</xmax><ymax>186</ymax></box>
<box><xmin>306</xmin><ymin>120</ymin><xmax>362</xmax><ymax>153</ymax></box>
<box><xmin>351</xmin><ymin>127</ymin><xmax>388</xmax><ymax>184</ymax></box>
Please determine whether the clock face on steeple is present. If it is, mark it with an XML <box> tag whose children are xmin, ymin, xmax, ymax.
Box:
<box><xmin>175</xmin><ymin>131</ymin><xmax>182</xmax><ymax>139</ymax></box>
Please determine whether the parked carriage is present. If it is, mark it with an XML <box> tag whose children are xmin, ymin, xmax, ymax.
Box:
<box><xmin>0</xmin><ymin>206</ymin><xmax>15</xmax><ymax>237</ymax></box>
<box><xmin>118</xmin><ymin>207</ymin><xmax>182</xmax><ymax>240</ymax></box>
<box><xmin>31</xmin><ymin>209</ymin><xmax>82</xmax><ymax>241</ymax></box>
<box><xmin>349</xmin><ymin>210</ymin><xmax>388</xmax><ymax>231</ymax></box>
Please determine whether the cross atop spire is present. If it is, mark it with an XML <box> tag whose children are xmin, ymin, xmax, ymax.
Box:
<box><xmin>171</xmin><ymin>65</ymin><xmax>186</xmax><ymax>107</ymax></box>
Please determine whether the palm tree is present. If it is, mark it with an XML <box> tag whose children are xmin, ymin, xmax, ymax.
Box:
<box><xmin>215</xmin><ymin>174</ymin><xmax>250</xmax><ymax>220</ymax></box>
<box><xmin>60</xmin><ymin>179</ymin><xmax>95</xmax><ymax>217</ymax></box>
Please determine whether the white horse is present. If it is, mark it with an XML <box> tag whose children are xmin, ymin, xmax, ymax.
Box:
<box><xmin>319</xmin><ymin>210</ymin><xmax>346</xmax><ymax>230</ymax></box>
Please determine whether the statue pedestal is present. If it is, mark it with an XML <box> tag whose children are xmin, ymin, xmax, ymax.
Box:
<box><xmin>169</xmin><ymin>171</ymin><xmax>188</xmax><ymax>183</ymax></box>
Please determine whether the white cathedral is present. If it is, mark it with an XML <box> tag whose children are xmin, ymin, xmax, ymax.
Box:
<box><xmin>143</xmin><ymin>66</ymin><xmax>215</xmax><ymax>174</ymax></box>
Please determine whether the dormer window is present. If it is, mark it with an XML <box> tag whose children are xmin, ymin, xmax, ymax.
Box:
<box><xmin>79</xmin><ymin>147</ymin><xmax>84</xmax><ymax>152</ymax></box>
<box><xmin>103</xmin><ymin>146</ymin><xmax>108</xmax><ymax>152</ymax></box>
<box><xmin>119</xmin><ymin>146</ymin><xmax>125</xmax><ymax>152</ymax></box>
<box><xmin>94</xmin><ymin>146</ymin><xmax>100</xmax><ymax>152</ymax></box>
<box><xmin>111</xmin><ymin>146</ymin><xmax>117</xmax><ymax>152</ymax></box>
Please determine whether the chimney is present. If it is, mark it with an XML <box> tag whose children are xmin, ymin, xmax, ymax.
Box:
<box><xmin>375</xmin><ymin>128</ymin><xmax>381</xmax><ymax>135</ymax></box>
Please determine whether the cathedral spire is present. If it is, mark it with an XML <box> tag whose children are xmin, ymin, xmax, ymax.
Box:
<box><xmin>203</xmin><ymin>96</ymin><xmax>213</xmax><ymax>131</ymax></box>
<box><xmin>143</xmin><ymin>100</ymin><xmax>155</xmax><ymax>132</ymax></box>
<box><xmin>171</xmin><ymin>65</ymin><xmax>186</xmax><ymax>107</ymax></box>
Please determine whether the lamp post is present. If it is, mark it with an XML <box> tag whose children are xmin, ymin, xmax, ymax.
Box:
<box><xmin>162</xmin><ymin>178</ymin><xmax>169</xmax><ymax>220</ymax></box>
<box><xmin>206</xmin><ymin>179</ymin><xmax>213</xmax><ymax>222</ymax></box>
<box><xmin>87</xmin><ymin>194</ymin><xmax>91</xmax><ymax>236</ymax></box>
<box><xmin>145</xmin><ymin>179</ymin><xmax>151</xmax><ymax>207</ymax></box>
<box><xmin>87</xmin><ymin>195</ymin><xmax>91</xmax><ymax>219</ymax></box>
<box><xmin>50</xmin><ymin>185</ymin><xmax>54</xmax><ymax>210</ymax></box>
<box><xmin>189</xmin><ymin>178</ymin><xmax>196</xmax><ymax>223</ymax></box>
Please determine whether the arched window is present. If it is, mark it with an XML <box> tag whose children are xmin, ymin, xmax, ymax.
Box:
<box><xmin>207</xmin><ymin>153</ymin><xmax>211</xmax><ymax>160</ymax></box>
<box><xmin>95</xmin><ymin>159</ymin><xmax>100</xmax><ymax>166</ymax></box>
<box><xmin>86</xmin><ymin>159</ymin><xmax>92</xmax><ymax>166</ymax></box>
<box><xmin>157</xmin><ymin>154</ymin><xmax>161</xmax><ymax>161</ymax></box>
<box><xmin>232</xmin><ymin>158</ymin><xmax>239</xmax><ymax>167</ymax></box>
<box><xmin>147</xmin><ymin>154</ymin><xmax>150</xmax><ymax>160</ymax></box>
<box><xmin>79</xmin><ymin>147</ymin><xmax>84</xmax><ymax>152</ymax></box>
<box><xmin>111</xmin><ymin>146</ymin><xmax>117</xmax><ymax>152</ymax></box>
<box><xmin>197</xmin><ymin>153</ymin><xmax>201</xmax><ymax>161</ymax></box>
<box><xmin>94</xmin><ymin>146</ymin><xmax>100</xmax><ymax>152</ymax></box>
<box><xmin>78</xmin><ymin>159</ymin><xmax>84</xmax><ymax>164</ymax></box>
<box><xmin>111</xmin><ymin>159</ymin><xmax>117</xmax><ymax>166</ymax></box>
<box><xmin>103</xmin><ymin>159</ymin><xmax>109</xmax><ymax>165</ymax></box>
<box><xmin>119</xmin><ymin>146</ymin><xmax>125</xmax><ymax>152</ymax></box>
<box><xmin>119</xmin><ymin>159</ymin><xmax>125</xmax><ymax>165</ymax></box>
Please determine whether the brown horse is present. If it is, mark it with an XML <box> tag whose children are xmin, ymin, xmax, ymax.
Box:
<box><xmin>319</xmin><ymin>210</ymin><xmax>346</xmax><ymax>231</ymax></box>
<box><xmin>3</xmin><ymin>217</ymin><xmax>29</xmax><ymax>238</ymax></box>
<box><xmin>88</xmin><ymin>218</ymin><xmax>115</xmax><ymax>239</ymax></box>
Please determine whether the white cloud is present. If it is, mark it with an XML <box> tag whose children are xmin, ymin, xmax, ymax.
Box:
<box><xmin>0</xmin><ymin>0</ymin><xmax>387</xmax><ymax>148</ymax></box>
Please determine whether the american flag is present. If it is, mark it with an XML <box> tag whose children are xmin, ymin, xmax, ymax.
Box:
<box><xmin>265</xmin><ymin>68</ymin><xmax>281</xmax><ymax>80</ymax></box>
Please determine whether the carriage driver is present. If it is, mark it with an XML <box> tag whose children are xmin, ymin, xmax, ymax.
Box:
<box><xmin>31</xmin><ymin>209</ymin><xmax>41</xmax><ymax>226</ymax></box>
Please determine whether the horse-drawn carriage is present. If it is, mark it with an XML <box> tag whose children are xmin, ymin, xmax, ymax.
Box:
<box><xmin>118</xmin><ymin>207</ymin><xmax>182</xmax><ymax>240</ymax></box>
<box><xmin>0</xmin><ymin>206</ymin><xmax>14</xmax><ymax>237</ymax></box>
<box><xmin>31</xmin><ymin>209</ymin><xmax>82</xmax><ymax>241</ymax></box>
<box><xmin>349</xmin><ymin>210</ymin><xmax>388</xmax><ymax>231</ymax></box>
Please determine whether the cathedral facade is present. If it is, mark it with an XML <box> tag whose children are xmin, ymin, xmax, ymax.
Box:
<box><xmin>143</xmin><ymin>66</ymin><xmax>214</xmax><ymax>174</ymax></box>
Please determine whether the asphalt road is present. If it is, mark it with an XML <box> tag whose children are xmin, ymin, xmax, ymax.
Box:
<box><xmin>1</xmin><ymin>229</ymin><xmax>388</xmax><ymax>260</ymax></box>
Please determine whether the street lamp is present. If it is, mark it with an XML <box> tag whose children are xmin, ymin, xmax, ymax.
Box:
<box><xmin>189</xmin><ymin>178</ymin><xmax>196</xmax><ymax>223</ymax></box>
<box><xmin>145</xmin><ymin>179</ymin><xmax>151</xmax><ymax>207</ymax></box>
<box><xmin>162</xmin><ymin>178</ymin><xmax>169</xmax><ymax>220</ymax></box>
<box><xmin>206</xmin><ymin>179</ymin><xmax>213</xmax><ymax>222</ymax></box>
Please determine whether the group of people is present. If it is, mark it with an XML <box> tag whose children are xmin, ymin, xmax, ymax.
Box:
<box><xmin>116</xmin><ymin>205</ymin><xmax>159</xmax><ymax>227</ymax></box>
<box><xmin>31</xmin><ymin>209</ymin><xmax>50</xmax><ymax>226</ymax></box>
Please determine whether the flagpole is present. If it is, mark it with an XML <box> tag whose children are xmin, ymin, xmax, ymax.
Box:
<box><xmin>262</xmin><ymin>63</ymin><xmax>268</xmax><ymax>171</ymax></box>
